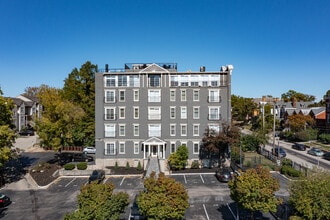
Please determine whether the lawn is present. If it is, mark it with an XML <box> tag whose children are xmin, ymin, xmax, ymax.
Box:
<box><xmin>243</xmin><ymin>152</ymin><xmax>277</xmax><ymax>170</ymax></box>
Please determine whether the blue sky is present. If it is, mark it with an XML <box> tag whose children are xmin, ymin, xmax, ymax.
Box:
<box><xmin>1</xmin><ymin>0</ymin><xmax>329</xmax><ymax>101</ymax></box>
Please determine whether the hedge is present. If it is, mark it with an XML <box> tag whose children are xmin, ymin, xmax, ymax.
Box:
<box><xmin>77</xmin><ymin>162</ymin><xmax>87</xmax><ymax>170</ymax></box>
<box><xmin>64</xmin><ymin>163</ymin><xmax>75</xmax><ymax>170</ymax></box>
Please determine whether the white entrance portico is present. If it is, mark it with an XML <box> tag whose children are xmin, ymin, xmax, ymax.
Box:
<box><xmin>142</xmin><ymin>137</ymin><xmax>166</xmax><ymax>159</ymax></box>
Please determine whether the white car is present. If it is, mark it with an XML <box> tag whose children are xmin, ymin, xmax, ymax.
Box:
<box><xmin>307</xmin><ymin>147</ymin><xmax>324</xmax><ymax>157</ymax></box>
<box><xmin>83</xmin><ymin>146</ymin><xmax>96</xmax><ymax>154</ymax></box>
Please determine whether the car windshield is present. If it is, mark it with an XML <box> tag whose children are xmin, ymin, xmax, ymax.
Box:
<box><xmin>0</xmin><ymin>194</ymin><xmax>5</xmax><ymax>199</ymax></box>
<box><xmin>92</xmin><ymin>170</ymin><xmax>98</xmax><ymax>175</ymax></box>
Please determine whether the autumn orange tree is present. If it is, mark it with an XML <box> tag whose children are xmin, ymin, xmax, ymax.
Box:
<box><xmin>228</xmin><ymin>165</ymin><xmax>282</xmax><ymax>219</ymax></box>
<box><xmin>287</xmin><ymin>114</ymin><xmax>315</xmax><ymax>132</ymax></box>
<box><xmin>137</xmin><ymin>172</ymin><xmax>189</xmax><ymax>220</ymax></box>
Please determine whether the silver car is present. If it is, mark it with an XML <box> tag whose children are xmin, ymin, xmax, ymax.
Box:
<box><xmin>83</xmin><ymin>146</ymin><xmax>96</xmax><ymax>154</ymax></box>
<box><xmin>307</xmin><ymin>147</ymin><xmax>324</xmax><ymax>156</ymax></box>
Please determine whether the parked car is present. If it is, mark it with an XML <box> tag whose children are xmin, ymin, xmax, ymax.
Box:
<box><xmin>57</xmin><ymin>152</ymin><xmax>93</xmax><ymax>165</ymax></box>
<box><xmin>83</xmin><ymin>146</ymin><xmax>96</xmax><ymax>154</ymax></box>
<box><xmin>18</xmin><ymin>128</ymin><xmax>34</xmax><ymax>136</ymax></box>
<box><xmin>0</xmin><ymin>193</ymin><xmax>11</xmax><ymax>208</ymax></box>
<box><xmin>130</xmin><ymin>195</ymin><xmax>146</xmax><ymax>220</ymax></box>
<box><xmin>323</xmin><ymin>152</ymin><xmax>330</xmax><ymax>161</ymax></box>
<box><xmin>215</xmin><ymin>167</ymin><xmax>233</xmax><ymax>182</ymax></box>
<box><xmin>292</xmin><ymin>143</ymin><xmax>306</xmax><ymax>151</ymax></box>
<box><xmin>273</xmin><ymin>147</ymin><xmax>287</xmax><ymax>158</ymax></box>
<box><xmin>89</xmin><ymin>170</ymin><xmax>105</xmax><ymax>183</ymax></box>
<box><xmin>308</xmin><ymin>147</ymin><xmax>324</xmax><ymax>156</ymax></box>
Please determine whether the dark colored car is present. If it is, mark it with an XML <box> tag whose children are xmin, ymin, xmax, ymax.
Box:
<box><xmin>72</xmin><ymin>153</ymin><xmax>94</xmax><ymax>162</ymax></box>
<box><xmin>18</xmin><ymin>128</ymin><xmax>35</xmax><ymax>136</ymax></box>
<box><xmin>292</xmin><ymin>143</ymin><xmax>306</xmax><ymax>151</ymax></box>
<box><xmin>89</xmin><ymin>170</ymin><xmax>105</xmax><ymax>183</ymax></box>
<box><xmin>273</xmin><ymin>147</ymin><xmax>287</xmax><ymax>158</ymax></box>
<box><xmin>0</xmin><ymin>193</ymin><xmax>11</xmax><ymax>208</ymax></box>
<box><xmin>323</xmin><ymin>152</ymin><xmax>330</xmax><ymax>161</ymax></box>
<box><xmin>57</xmin><ymin>152</ymin><xmax>93</xmax><ymax>165</ymax></box>
<box><xmin>130</xmin><ymin>195</ymin><xmax>146</xmax><ymax>220</ymax></box>
<box><xmin>215</xmin><ymin>167</ymin><xmax>233</xmax><ymax>182</ymax></box>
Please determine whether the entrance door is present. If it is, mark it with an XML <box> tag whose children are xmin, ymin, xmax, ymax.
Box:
<box><xmin>151</xmin><ymin>145</ymin><xmax>158</xmax><ymax>157</ymax></box>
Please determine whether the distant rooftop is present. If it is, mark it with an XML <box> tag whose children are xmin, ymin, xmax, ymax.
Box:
<box><xmin>100</xmin><ymin>62</ymin><xmax>177</xmax><ymax>73</ymax></box>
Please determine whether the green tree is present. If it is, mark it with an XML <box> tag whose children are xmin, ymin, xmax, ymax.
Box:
<box><xmin>64</xmin><ymin>181</ymin><xmax>129</xmax><ymax>220</ymax></box>
<box><xmin>62</xmin><ymin>61</ymin><xmax>97</xmax><ymax>146</ymax></box>
<box><xmin>228</xmin><ymin>165</ymin><xmax>282</xmax><ymax>219</ymax></box>
<box><xmin>137</xmin><ymin>172</ymin><xmax>189</xmax><ymax>220</ymax></box>
<box><xmin>281</xmin><ymin>90</ymin><xmax>315</xmax><ymax>102</ymax></box>
<box><xmin>289</xmin><ymin>170</ymin><xmax>330</xmax><ymax>219</ymax></box>
<box><xmin>231</xmin><ymin>95</ymin><xmax>257</xmax><ymax>122</ymax></box>
<box><xmin>36</xmin><ymin>86</ymin><xmax>85</xmax><ymax>150</ymax></box>
<box><xmin>240</xmin><ymin>133</ymin><xmax>266</xmax><ymax>152</ymax></box>
<box><xmin>168</xmin><ymin>145</ymin><xmax>189</xmax><ymax>170</ymax></box>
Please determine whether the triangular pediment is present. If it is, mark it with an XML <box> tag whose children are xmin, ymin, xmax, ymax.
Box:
<box><xmin>142</xmin><ymin>137</ymin><xmax>166</xmax><ymax>144</ymax></box>
<box><xmin>140</xmin><ymin>63</ymin><xmax>169</xmax><ymax>74</ymax></box>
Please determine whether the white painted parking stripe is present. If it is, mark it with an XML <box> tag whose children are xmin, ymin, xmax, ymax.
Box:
<box><xmin>65</xmin><ymin>178</ymin><xmax>76</xmax><ymax>188</ymax></box>
<box><xmin>203</xmin><ymin>204</ymin><xmax>210</xmax><ymax>220</ymax></box>
<box><xmin>183</xmin><ymin>175</ymin><xmax>187</xmax><ymax>184</ymax></box>
<box><xmin>200</xmin><ymin>174</ymin><xmax>205</xmax><ymax>183</ymax></box>
<box><xmin>120</xmin><ymin>177</ymin><xmax>125</xmax><ymax>186</ymax></box>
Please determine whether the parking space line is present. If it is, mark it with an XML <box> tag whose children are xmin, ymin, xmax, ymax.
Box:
<box><xmin>200</xmin><ymin>174</ymin><xmax>205</xmax><ymax>183</ymax></box>
<box><xmin>203</xmin><ymin>204</ymin><xmax>210</xmax><ymax>220</ymax></box>
<box><xmin>119</xmin><ymin>177</ymin><xmax>125</xmax><ymax>186</ymax></box>
<box><xmin>65</xmin><ymin>178</ymin><xmax>76</xmax><ymax>188</ymax></box>
<box><xmin>183</xmin><ymin>175</ymin><xmax>187</xmax><ymax>184</ymax></box>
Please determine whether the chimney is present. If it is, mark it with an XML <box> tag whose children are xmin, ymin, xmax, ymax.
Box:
<box><xmin>105</xmin><ymin>64</ymin><xmax>109</xmax><ymax>72</ymax></box>
<box><xmin>200</xmin><ymin>66</ymin><xmax>205</xmax><ymax>72</ymax></box>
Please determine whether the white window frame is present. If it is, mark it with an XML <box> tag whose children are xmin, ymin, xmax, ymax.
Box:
<box><xmin>119</xmin><ymin>142</ymin><xmax>125</xmax><ymax>154</ymax></box>
<box><xmin>133</xmin><ymin>90</ymin><xmax>139</xmax><ymax>102</ymax></box>
<box><xmin>134</xmin><ymin>142</ymin><xmax>139</xmax><ymax>154</ymax></box>
<box><xmin>193</xmin><ymin>90</ymin><xmax>199</xmax><ymax>101</ymax></box>
<box><xmin>119</xmin><ymin>124</ymin><xmax>125</xmax><ymax>136</ymax></box>
<box><xmin>148</xmin><ymin>89</ymin><xmax>161</xmax><ymax>102</ymax></box>
<box><xmin>180</xmin><ymin>124</ymin><xmax>187</xmax><ymax>136</ymax></box>
<box><xmin>209</xmin><ymin>89</ymin><xmax>220</xmax><ymax>102</ymax></box>
<box><xmin>105</xmin><ymin>90</ymin><xmax>115</xmax><ymax>103</ymax></box>
<box><xmin>209</xmin><ymin>107</ymin><xmax>220</xmax><ymax>120</ymax></box>
<box><xmin>170</xmin><ymin>90</ymin><xmax>176</xmax><ymax>101</ymax></box>
<box><xmin>133</xmin><ymin>124</ymin><xmax>139</xmax><ymax>136</ymax></box>
<box><xmin>181</xmin><ymin>89</ymin><xmax>187</xmax><ymax>101</ymax></box>
<box><xmin>180</xmin><ymin>106</ymin><xmax>187</xmax><ymax>119</ymax></box>
<box><xmin>193</xmin><ymin>124</ymin><xmax>199</xmax><ymax>136</ymax></box>
<box><xmin>170</xmin><ymin>106</ymin><xmax>176</xmax><ymax>119</ymax></box>
<box><xmin>134</xmin><ymin>107</ymin><xmax>139</xmax><ymax>119</ymax></box>
<box><xmin>105</xmin><ymin>124</ymin><xmax>115</xmax><ymax>137</ymax></box>
<box><xmin>148</xmin><ymin>107</ymin><xmax>161</xmax><ymax>120</ymax></box>
<box><xmin>208</xmin><ymin>124</ymin><xmax>220</xmax><ymax>133</ymax></box>
<box><xmin>105</xmin><ymin>107</ymin><xmax>116</xmax><ymax>120</ymax></box>
<box><xmin>193</xmin><ymin>142</ymin><xmax>199</xmax><ymax>154</ymax></box>
<box><xmin>105</xmin><ymin>142</ymin><xmax>116</xmax><ymax>155</ymax></box>
<box><xmin>119</xmin><ymin>107</ymin><xmax>125</xmax><ymax>119</ymax></box>
<box><xmin>170</xmin><ymin>142</ymin><xmax>176</xmax><ymax>154</ymax></box>
<box><xmin>193</xmin><ymin>107</ymin><xmax>200</xmax><ymax>119</ymax></box>
<box><xmin>148</xmin><ymin>124</ymin><xmax>161</xmax><ymax>137</ymax></box>
<box><xmin>104</xmin><ymin>75</ymin><xmax>116</xmax><ymax>87</ymax></box>
<box><xmin>170</xmin><ymin>124</ymin><xmax>176</xmax><ymax>136</ymax></box>
<box><xmin>119</xmin><ymin>90</ymin><xmax>125</xmax><ymax>102</ymax></box>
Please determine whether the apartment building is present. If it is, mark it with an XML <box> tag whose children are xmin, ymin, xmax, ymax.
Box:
<box><xmin>95</xmin><ymin>63</ymin><xmax>233</xmax><ymax>170</ymax></box>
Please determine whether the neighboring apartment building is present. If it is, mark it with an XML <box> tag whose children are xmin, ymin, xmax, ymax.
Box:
<box><xmin>95</xmin><ymin>63</ymin><xmax>233</xmax><ymax>170</ymax></box>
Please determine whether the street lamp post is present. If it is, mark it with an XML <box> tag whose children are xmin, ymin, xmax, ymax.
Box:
<box><xmin>259</xmin><ymin>101</ymin><xmax>267</xmax><ymax>131</ymax></box>
<box><xmin>272</xmin><ymin>98</ymin><xmax>280</xmax><ymax>164</ymax></box>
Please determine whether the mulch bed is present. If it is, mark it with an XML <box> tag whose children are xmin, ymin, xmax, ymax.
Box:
<box><xmin>171</xmin><ymin>167</ymin><xmax>218</xmax><ymax>173</ymax></box>
<box><xmin>29</xmin><ymin>163</ymin><xmax>59</xmax><ymax>186</ymax></box>
<box><xmin>107</xmin><ymin>166</ymin><xmax>145</xmax><ymax>175</ymax></box>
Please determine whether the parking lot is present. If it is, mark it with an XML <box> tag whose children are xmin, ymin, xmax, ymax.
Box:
<box><xmin>1</xmin><ymin>173</ymin><xmax>282</xmax><ymax>220</ymax></box>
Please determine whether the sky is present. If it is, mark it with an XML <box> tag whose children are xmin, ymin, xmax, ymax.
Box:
<box><xmin>0</xmin><ymin>0</ymin><xmax>329</xmax><ymax>101</ymax></box>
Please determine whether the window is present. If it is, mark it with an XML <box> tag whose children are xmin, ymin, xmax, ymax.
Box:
<box><xmin>134</xmin><ymin>107</ymin><xmax>139</xmax><ymax>119</ymax></box>
<box><xmin>148</xmin><ymin>90</ymin><xmax>161</xmax><ymax>102</ymax></box>
<box><xmin>148</xmin><ymin>107</ymin><xmax>161</xmax><ymax>120</ymax></box>
<box><xmin>210</xmin><ymin>74</ymin><xmax>220</xmax><ymax>87</ymax></box>
<box><xmin>181</xmin><ymin>124</ymin><xmax>187</xmax><ymax>136</ymax></box>
<box><xmin>119</xmin><ymin>107</ymin><xmax>125</xmax><ymax>119</ymax></box>
<box><xmin>134</xmin><ymin>142</ymin><xmax>139</xmax><ymax>154</ymax></box>
<box><xmin>170</xmin><ymin>76</ymin><xmax>178</xmax><ymax>86</ymax></box>
<box><xmin>209</xmin><ymin>107</ymin><xmax>220</xmax><ymax>120</ymax></box>
<box><xmin>193</xmin><ymin>142</ymin><xmax>199</xmax><ymax>154</ymax></box>
<box><xmin>180</xmin><ymin>76</ymin><xmax>189</xmax><ymax>86</ymax></box>
<box><xmin>119</xmin><ymin>124</ymin><xmax>125</xmax><ymax>136</ymax></box>
<box><xmin>191</xmin><ymin>75</ymin><xmax>199</xmax><ymax>86</ymax></box>
<box><xmin>170</xmin><ymin>143</ymin><xmax>176</xmax><ymax>153</ymax></box>
<box><xmin>193</xmin><ymin>124</ymin><xmax>199</xmax><ymax>136</ymax></box>
<box><xmin>170</xmin><ymin>107</ymin><xmax>176</xmax><ymax>119</ymax></box>
<box><xmin>181</xmin><ymin>90</ymin><xmax>187</xmax><ymax>101</ymax></box>
<box><xmin>149</xmin><ymin>74</ymin><xmax>161</xmax><ymax>87</ymax></box>
<box><xmin>148</xmin><ymin>124</ymin><xmax>161</xmax><ymax>137</ymax></box>
<box><xmin>119</xmin><ymin>90</ymin><xmax>125</xmax><ymax>102</ymax></box>
<box><xmin>118</xmin><ymin>75</ymin><xmax>127</xmax><ymax>86</ymax></box>
<box><xmin>181</xmin><ymin>106</ymin><xmax>187</xmax><ymax>119</ymax></box>
<box><xmin>130</xmin><ymin>75</ymin><xmax>140</xmax><ymax>87</ymax></box>
<box><xmin>105</xmin><ymin>108</ymin><xmax>116</xmax><ymax>120</ymax></box>
<box><xmin>209</xmin><ymin>124</ymin><xmax>220</xmax><ymax>133</ymax></box>
<box><xmin>105</xmin><ymin>90</ymin><xmax>115</xmax><ymax>103</ymax></box>
<box><xmin>193</xmin><ymin>90</ymin><xmax>199</xmax><ymax>101</ymax></box>
<box><xmin>133</xmin><ymin>124</ymin><xmax>139</xmax><ymax>136</ymax></box>
<box><xmin>209</xmin><ymin>89</ymin><xmax>220</xmax><ymax>102</ymax></box>
<box><xmin>104</xmin><ymin>75</ymin><xmax>116</xmax><ymax>87</ymax></box>
<box><xmin>133</xmin><ymin>90</ymin><xmax>139</xmax><ymax>101</ymax></box>
<box><xmin>193</xmin><ymin>107</ymin><xmax>199</xmax><ymax>119</ymax></box>
<box><xmin>105</xmin><ymin>124</ymin><xmax>115</xmax><ymax>137</ymax></box>
<box><xmin>105</xmin><ymin>142</ymin><xmax>116</xmax><ymax>155</ymax></box>
<box><xmin>170</xmin><ymin>124</ymin><xmax>176</xmax><ymax>136</ymax></box>
<box><xmin>170</xmin><ymin>90</ymin><xmax>176</xmax><ymax>101</ymax></box>
<box><xmin>119</xmin><ymin>142</ymin><xmax>125</xmax><ymax>154</ymax></box>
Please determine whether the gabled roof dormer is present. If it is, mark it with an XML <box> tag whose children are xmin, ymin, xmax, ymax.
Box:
<box><xmin>140</xmin><ymin>63</ymin><xmax>170</xmax><ymax>74</ymax></box>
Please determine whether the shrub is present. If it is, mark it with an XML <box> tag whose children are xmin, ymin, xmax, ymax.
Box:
<box><xmin>64</xmin><ymin>163</ymin><xmax>75</xmax><ymax>170</ymax></box>
<box><xmin>191</xmin><ymin>160</ymin><xmax>199</xmax><ymax>169</ymax></box>
<box><xmin>114</xmin><ymin>161</ymin><xmax>118</xmax><ymax>169</ymax></box>
<box><xmin>76</xmin><ymin>162</ymin><xmax>87</xmax><ymax>170</ymax></box>
<box><xmin>281</xmin><ymin>165</ymin><xmax>302</xmax><ymax>177</ymax></box>
<box><xmin>137</xmin><ymin>161</ymin><xmax>142</xmax><ymax>171</ymax></box>
<box><xmin>125</xmin><ymin>162</ymin><xmax>130</xmax><ymax>169</ymax></box>
<box><xmin>282</xmin><ymin>158</ymin><xmax>292</xmax><ymax>166</ymax></box>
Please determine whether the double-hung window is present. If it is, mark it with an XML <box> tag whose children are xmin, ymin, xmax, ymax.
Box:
<box><xmin>209</xmin><ymin>89</ymin><xmax>220</xmax><ymax>102</ymax></box>
<box><xmin>105</xmin><ymin>90</ymin><xmax>115</xmax><ymax>103</ymax></box>
<box><xmin>105</xmin><ymin>107</ymin><xmax>116</xmax><ymax>120</ymax></box>
<box><xmin>105</xmin><ymin>142</ymin><xmax>116</xmax><ymax>155</ymax></box>
<box><xmin>119</xmin><ymin>142</ymin><xmax>125</xmax><ymax>154</ymax></box>
<box><xmin>149</xmin><ymin>74</ymin><xmax>161</xmax><ymax>87</ymax></box>
<box><xmin>118</xmin><ymin>75</ymin><xmax>127</xmax><ymax>86</ymax></box>
<box><xmin>193</xmin><ymin>90</ymin><xmax>199</xmax><ymax>101</ymax></box>
<box><xmin>119</xmin><ymin>107</ymin><xmax>125</xmax><ymax>119</ymax></box>
<box><xmin>119</xmin><ymin>90</ymin><xmax>125</xmax><ymax>102</ymax></box>
<box><xmin>181</xmin><ymin>90</ymin><xmax>187</xmax><ymax>101</ymax></box>
<box><xmin>180</xmin><ymin>106</ymin><xmax>187</xmax><ymax>119</ymax></box>
<box><xmin>148</xmin><ymin>90</ymin><xmax>161</xmax><ymax>102</ymax></box>
<box><xmin>133</xmin><ymin>124</ymin><xmax>139</xmax><ymax>136</ymax></box>
<box><xmin>170</xmin><ymin>90</ymin><xmax>176</xmax><ymax>101</ymax></box>
<box><xmin>193</xmin><ymin>107</ymin><xmax>199</xmax><ymax>119</ymax></box>
<box><xmin>134</xmin><ymin>142</ymin><xmax>139</xmax><ymax>154</ymax></box>
<box><xmin>181</xmin><ymin>124</ymin><xmax>187</xmax><ymax>136</ymax></box>
<box><xmin>209</xmin><ymin>107</ymin><xmax>220</xmax><ymax>120</ymax></box>
<box><xmin>170</xmin><ymin>124</ymin><xmax>176</xmax><ymax>136</ymax></box>
<box><xmin>104</xmin><ymin>75</ymin><xmax>116</xmax><ymax>87</ymax></box>
<box><xmin>119</xmin><ymin>124</ymin><xmax>125</xmax><ymax>136</ymax></box>
<box><xmin>105</xmin><ymin>124</ymin><xmax>115</xmax><ymax>137</ymax></box>
<box><xmin>170</xmin><ymin>107</ymin><xmax>176</xmax><ymax>119</ymax></box>
<box><xmin>193</xmin><ymin>124</ymin><xmax>199</xmax><ymax>136</ymax></box>
<box><xmin>133</xmin><ymin>90</ymin><xmax>139</xmax><ymax>102</ymax></box>
<box><xmin>193</xmin><ymin>142</ymin><xmax>199</xmax><ymax>154</ymax></box>
<box><xmin>148</xmin><ymin>107</ymin><xmax>161</xmax><ymax>120</ymax></box>
<box><xmin>134</xmin><ymin>107</ymin><xmax>139</xmax><ymax>119</ymax></box>
<box><xmin>148</xmin><ymin>124</ymin><xmax>161</xmax><ymax>137</ymax></box>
